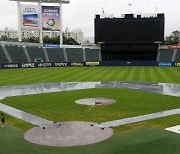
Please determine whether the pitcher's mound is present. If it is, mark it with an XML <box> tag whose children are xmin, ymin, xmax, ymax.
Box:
<box><xmin>24</xmin><ymin>122</ymin><xmax>113</xmax><ymax>147</ymax></box>
<box><xmin>75</xmin><ymin>98</ymin><xmax>116</xmax><ymax>105</ymax></box>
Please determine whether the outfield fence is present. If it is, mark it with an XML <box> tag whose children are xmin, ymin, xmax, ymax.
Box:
<box><xmin>0</xmin><ymin>61</ymin><xmax>180</xmax><ymax>69</ymax></box>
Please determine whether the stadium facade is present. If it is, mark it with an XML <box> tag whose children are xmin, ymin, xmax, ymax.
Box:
<box><xmin>1</xmin><ymin>3</ymin><xmax>180</xmax><ymax>68</ymax></box>
<box><xmin>0</xmin><ymin>27</ymin><xmax>84</xmax><ymax>45</ymax></box>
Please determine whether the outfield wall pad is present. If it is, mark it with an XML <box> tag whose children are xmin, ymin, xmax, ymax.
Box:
<box><xmin>0</xmin><ymin>61</ymin><xmax>179</xmax><ymax>69</ymax></box>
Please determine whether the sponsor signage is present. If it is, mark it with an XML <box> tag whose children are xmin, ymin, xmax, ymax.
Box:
<box><xmin>37</xmin><ymin>63</ymin><xmax>52</xmax><ymax>67</ymax></box>
<box><xmin>158</xmin><ymin>62</ymin><xmax>172</xmax><ymax>67</ymax></box>
<box><xmin>22</xmin><ymin>63</ymin><xmax>36</xmax><ymax>68</ymax></box>
<box><xmin>42</xmin><ymin>6</ymin><xmax>60</xmax><ymax>31</ymax></box>
<box><xmin>21</xmin><ymin>4</ymin><xmax>39</xmax><ymax>30</ymax></box>
<box><xmin>62</xmin><ymin>45</ymin><xmax>82</xmax><ymax>48</ymax></box>
<box><xmin>86</xmin><ymin>62</ymin><xmax>100</xmax><ymax>66</ymax></box>
<box><xmin>55</xmin><ymin>63</ymin><xmax>68</xmax><ymax>67</ymax></box>
<box><xmin>0</xmin><ymin>62</ymin><xmax>69</xmax><ymax>69</ymax></box>
<box><xmin>34</xmin><ymin>62</ymin><xmax>68</xmax><ymax>67</ymax></box>
<box><xmin>175</xmin><ymin>62</ymin><xmax>180</xmax><ymax>67</ymax></box>
<box><xmin>168</xmin><ymin>44</ymin><xmax>180</xmax><ymax>49</ymax></box>
<box><xmin>0</xmin><ymin>62</ymin><xmax>178</xmax><ymax>69</ymax></box>
<box><xmin>43</xmin><ymin>44</ymin><xmax>60</xmax><ymax>48</ymax></box>
<box><xmin>70</xmin><ymin>62</ymin><xmax>84</xmax><ymax>67</ymax></box>
<box><xmin>2</xmin><ymin>63</ymin><xmax>21</xmax><ymax>69</ymax></box>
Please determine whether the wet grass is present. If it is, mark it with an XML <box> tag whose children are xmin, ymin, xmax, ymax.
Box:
<box><xmin>1</xmin><ymin>126</ymin><xmax>180</xmax><ymax>154</ymax></box>
<box><xmin>0</xmin><ymin>67</ymin><xmax>180</xmax><ymax>86</ymax></box>
<box><xmin>1</xmin><ymin>66</ymin><xmax>180</xmax><ymax>153</ymax></box>
<box><xmin>2</xmin><ymin>88</ymin><xmax>180</xmax><ymax>123</ymax></box>
<box><xmin>0</xmin><ymin>113</ymin><xmax>34</xmax><ymax>131</ymax></box>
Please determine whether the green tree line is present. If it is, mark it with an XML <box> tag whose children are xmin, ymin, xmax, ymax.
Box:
<box><xmin>164</xmin><ymin>30</ymin><xmax>180</xmax><ymax>45</ymax></box>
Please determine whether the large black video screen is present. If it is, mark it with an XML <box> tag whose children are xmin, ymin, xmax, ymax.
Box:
<box><xmin>95</xmin><ymin>15</ymin><xmax>164</xmax><ymax>44</ymax></box>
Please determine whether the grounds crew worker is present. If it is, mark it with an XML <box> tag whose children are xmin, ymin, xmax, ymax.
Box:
<box><xmin>1</xmin><ymin>112</ymin><xmax>5</xmax><ymax>127</ymax></box>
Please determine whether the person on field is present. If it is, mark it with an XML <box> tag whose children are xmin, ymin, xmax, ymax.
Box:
<box><xmin>1</xmin><ymin>113</ymin><xmax>5</xmax><ymax>127</ymax></box>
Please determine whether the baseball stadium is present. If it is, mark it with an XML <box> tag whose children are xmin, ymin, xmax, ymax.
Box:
<box><xmin>0</xmin><ymin>0</ymin><xmax>180</xmax><ymax>154</ymax></box>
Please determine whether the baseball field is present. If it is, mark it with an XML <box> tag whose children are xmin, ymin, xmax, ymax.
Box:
<box><xmin>0</xmin><ymin>66</ymin><xmax>180</xmax><ymax>154</ymax></box>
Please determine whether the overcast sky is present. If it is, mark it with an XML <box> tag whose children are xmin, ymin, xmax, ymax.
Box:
<box><xmin>0</xmin><ymin>0</ymin><xmax>180</xmax><ymax>37</ymax></box>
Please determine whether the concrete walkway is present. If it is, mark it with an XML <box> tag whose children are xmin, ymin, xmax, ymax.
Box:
<box><xmin>94</xmin><ymin>108</ymin><xmax>180</xmax><ymax>128</ymax></box>
<box><xmin>0</xmin><ymin>103</ymin><xmax>53</xmax><ymax>127</ymax></box>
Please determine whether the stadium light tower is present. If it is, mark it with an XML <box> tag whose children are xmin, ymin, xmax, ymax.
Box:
<box><xmin>10</xmin><ymin>0</ymin><xmax>70</xmax><ymax>45</ymax></box>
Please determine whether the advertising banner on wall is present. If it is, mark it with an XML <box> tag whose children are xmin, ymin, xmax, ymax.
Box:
<box><xmin>0</xmin><ymin>62</ymin><xmax>178</xmax><ymax>69</ymax></box>
<box><xmin>168</xmin><ymin>44</ymin><xmax>180</xmax><ymax>49</ymax></box>
<box><xmin>42</xmin><ymin>6</ymin><xmax>60</xmax><ymax>31</ymax></box>
<box><xmin>21</xmin><ymin>4</ymin><xmax>39</xmax><ymax>30</ymax></box>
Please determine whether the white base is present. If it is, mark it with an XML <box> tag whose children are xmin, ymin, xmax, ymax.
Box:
<box><xmin>165</xmin><ymin>125</ymin><xmax>180</xmax><ymax>134</ymax></box>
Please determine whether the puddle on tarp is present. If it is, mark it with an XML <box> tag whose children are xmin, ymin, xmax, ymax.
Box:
<box><xmin>96</xmin><ymin>82</ymin><xmax>180</xmax><ymax>97</ymax></box>
<box><xmin>0</xmin><ymin>82</ymin><xmax>180</xmax><ymax>101</ymax></box>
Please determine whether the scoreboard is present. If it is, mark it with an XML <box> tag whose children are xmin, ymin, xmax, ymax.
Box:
<box><xmin>95</xmin><ymin>14</ymin><xmax>164</xmax><ymax>44</ymax></box>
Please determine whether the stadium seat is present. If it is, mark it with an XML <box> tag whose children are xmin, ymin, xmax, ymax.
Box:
<box><xmin>159</xmin><ymin>49</ymin><xmax>174</xmax><ymax>62</ymax></box>
<box><xmin>0</xmin><ymin>45</ymin><xmax>9</xmax><ymax>63</ymax></box>
<box><xmin>66</xmin><ymin>48</ymin><xmax>83</xmax><ymax>62</ymax></box>
<box><xmin>174</xmin><ymin>49</ymin><xmax>180</xmax><ymax>62</ymax></box>
<box><xmin>26</xmin><ymin>46</ymin><xmax>46</xmax><ymax>62</ymax></box>
<box><xmin>85</xmin><ymin>49</ymin><xmax>100</xmax><ymax>61</ymax></box>
<box><xmin>5</xmin><ymin>45</ymin><xmax>28</xmax><ymax>63</ymax></box>
<box><xmin>46</xmin><ymin>48</ymin><xmax>65</xmax><ymax>62</ymax></box>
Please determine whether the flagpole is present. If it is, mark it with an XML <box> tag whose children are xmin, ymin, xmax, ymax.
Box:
<box><xmin>128</xmin><ymin>2</ymin><xmax>132</xmax><ymax>14</ymax></box>
<box><xmin>17</xmin><ymin>0</ymin><xmax>22</xmax><ymax>42</ymax></box>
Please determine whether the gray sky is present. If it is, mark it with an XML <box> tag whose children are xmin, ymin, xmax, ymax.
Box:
<box><xmin>0</xmin><ymin>0</ymin><xmax>180</xmax><ymax>37</ymax></box>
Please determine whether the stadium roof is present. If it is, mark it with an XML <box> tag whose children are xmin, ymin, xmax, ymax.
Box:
<box><xmin>10</xmin><ymin>0</ymin><xmax>70</xmax><ymax>3</ymax></box>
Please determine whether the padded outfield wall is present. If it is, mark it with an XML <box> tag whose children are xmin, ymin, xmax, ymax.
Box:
<box><xmin>0</xmin><ymin>61</ymin><xmax>179</xmax><ymax>69</ymax></box>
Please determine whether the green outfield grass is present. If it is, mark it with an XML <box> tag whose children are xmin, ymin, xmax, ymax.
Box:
<box><xmin>0</xmin><ymin>67</ymin><xmax>180</xmax><ymax>86</ymax></box>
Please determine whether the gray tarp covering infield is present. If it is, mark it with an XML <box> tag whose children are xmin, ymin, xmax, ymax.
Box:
<box><xmin>0</xmin><ymin>81</ymin><xmax>180</xmax><ymax>127</ymax></box>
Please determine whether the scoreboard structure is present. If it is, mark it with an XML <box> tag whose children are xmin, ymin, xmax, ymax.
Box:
<box><xmin>95</xmin><ymin>14</ymin><xmax>165</xmax><ymax>61</ymax></box>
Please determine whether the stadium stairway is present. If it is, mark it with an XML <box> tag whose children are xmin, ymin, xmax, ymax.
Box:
<box><xmin>158</xmin><ymin>49</ymin><xmax>174</xmax><ymax>62</ymax></box>
<box><xmin>175</xmin><ymin>49</ymin><xmax>180</xmax><ymax>62</ymax></box>
<box><xmin>46</xmin><ymin>48</ymin><xmax>65</xmax><ymax>62</ymax></box>
<box><xmin>5</xmin><ymin>45</ymin><xmax>28</xmax><ymax>63</ymax></box>
<box><xmin>66</xmin><ymin>48</ymin><xmax>84</xmax><ymax>62</ymax></box>
<box><xmin>0</xmin><ymin>45</ymin><xmax>9</xmax><ymax>63</ymax></box>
